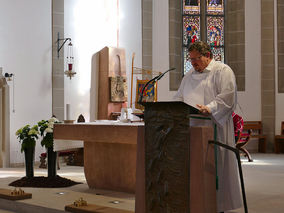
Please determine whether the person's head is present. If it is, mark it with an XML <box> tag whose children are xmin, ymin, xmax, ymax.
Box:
<box><xmin>188</xmin><ymin>41</ymin><xmax>213</xmax><ymax>72</ymax></box>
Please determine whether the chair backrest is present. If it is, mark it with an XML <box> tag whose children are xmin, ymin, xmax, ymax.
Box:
<box><xmin>236</xmin><ymin>129</ymin><xmax>252</xmax><ymax>146</ymax></box>
<box><xmin>232</xmin><ymin>112</ymin><xmax>244</xmax><ymax>137</ymax></box>
<box><xmin>243</xmin><ymin>121</ymin><xmax>263</xmax><ymax>135</ymax></box>
<box><xmin>281</xmin><ymin>122</ymin><xmax>284</xmax><ymax>135</ymax></box>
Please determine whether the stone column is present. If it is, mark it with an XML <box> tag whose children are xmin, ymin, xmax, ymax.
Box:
<box><xmin>142</xmin><ymin>0</ymin><xmax>153</xmax><ymax>80</ymax></box>
<box><xmin>261</xmin><ymin>0</ymin><xmax>275</xmax><ymax>151</ymax></box>
<box><xmin>0</xmin><ymin>68</ymin><xmax>10</xmax><ymax>167</ymax></box>
<box><xmin>52</xmin><ymin>0</ymin><xmax>65</xmax><ymax>121</ymax></box>
<box><xmin>225</xmin><ymin>0</ymin><xmax>245</xmax><ymax>91</ymax></box>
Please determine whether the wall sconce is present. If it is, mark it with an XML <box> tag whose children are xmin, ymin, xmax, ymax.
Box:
<box><xmin>4</xmin><ymin>72</ymin><xmax>15</xmax><ymax>113</ymax></box>
<box><xmin>57</xmin><ymin>32</ymin><xmax>76</xmax><ymax>80</ymax></box>
<box><xmin>4</xmin><ymin>73</ymin><xmax>14</xmax><ymax>81</ymax></box>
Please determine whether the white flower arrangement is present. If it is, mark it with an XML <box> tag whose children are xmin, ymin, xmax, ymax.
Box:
<box><xmin>38</xmin><ymin>117</ymin><xmax>60</xmax><ymax>148</ymax></box>
<box><xmin>15</xmin><ymin>124</ymin><xmax>39</xmax><ymax>152</ymax></box>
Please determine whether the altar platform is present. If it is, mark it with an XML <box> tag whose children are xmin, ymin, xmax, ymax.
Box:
<box><xmin>0</xmin><ymin>154</ymin><xmax>284</xmax><ymax>212</ymax></box>
<box><xmin>0</xmin><ymin>165</ymin><xmax>135</xmax><ymax>213</ymax></box>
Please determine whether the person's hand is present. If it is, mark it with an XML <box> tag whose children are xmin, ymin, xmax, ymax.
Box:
<box><xmin>196</xmin><ymin>104</ymin><xmax>211</xmax><ymax>115</ymax></box>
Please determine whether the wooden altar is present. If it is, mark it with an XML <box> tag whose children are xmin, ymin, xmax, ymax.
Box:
<box><xmin>53</xmin><ymin>121</ymin><xmax>144</xmax><ymax>193</ymax></box>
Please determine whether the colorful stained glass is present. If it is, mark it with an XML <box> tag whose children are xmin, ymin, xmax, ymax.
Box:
<box><xmin>183</xmin><ymin>47</ymin><xmax>193</xmax><ymax>74</ymax></box>
<box><xmin>207</xmin><ymin>16</ymin><xmax>224</xmax><ymax>47</ymax></box>
<box><xmin>183</xmin><ymin>16</ymin><xmax>200</xmax><ymax>47</ymax></box>
<box><xmin>206</xmin><ymin>0</ymin><xmax>224</xmax><ymax>15</ymax></box>
<box><xmin>183</xmin><ymin>0</ymin><xmax>200</xmax><ymax>15</ymax></box>
<box><xmin>183</xmin><ymin>16</ymin><xmax>200</xmax><ymax>74</ymax></box>
<box><xmin>211</xmin><ymin>47</ymin><xmax>224</xmax><ymax>63</ymax></box>
<box><xmin>182</xmin><ymin>0</ymin><xmax>225</xmax><ymax>74</ymax></box>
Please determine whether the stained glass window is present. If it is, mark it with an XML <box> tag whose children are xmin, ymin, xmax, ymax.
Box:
<box><xmin>183</xmin><ymin>0</ymin><xmax>200</xmax><ymax>15</ymax></box>
<box><xmin>207</xmin><ymin>17</ymin><xmax>224</xmax><ymax>46</ymax></box>
<box><xmin>182</xmin><ymin>0</ymin><xmax>201</xmax><ymax>74</ymax></box>
<box><xmin>183</xmin><ymin>16</ymin><xmax>200</xmax><ymax>46</ymax></box>
<box><xmin>207</xmin><ymin>0</ymin><xmax>224</xmax><ymax>15</ymax></box>
<box><xmin>206</xmin><ymin>0</ymin><xmax>225</xmax><ymax>62</ymax></box>
<box><xmin>182</xmin><ymin>0</ymin><xmax>225</xmax><ymax>74</ymax></box>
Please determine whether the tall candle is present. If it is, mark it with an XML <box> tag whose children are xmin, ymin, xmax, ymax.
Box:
<box><xmin>66</xmin><ymin>104</ymin><xmax>71</xmax><ymax>120</ymax></box>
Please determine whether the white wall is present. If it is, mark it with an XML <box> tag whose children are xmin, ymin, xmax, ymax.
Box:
<box><xmin>153</xmin><ymin>0</ymin><xmax>176</xmax><ymax>101</ymax></box>
<box><xmin>153</xmin><ymin>0</ymin><xmax>262</xmax><ymax>123</ymax></box>
<box><xmin>64</xmin><ymin>0</ymin><xmax>142</xmax><ymax>121</ymax></box>
<box><xmin>0</xmin><ymin>0</ymin><xmax>52</xmax><ymax>164</ymax></box>
<box><xmin>236</xmin><ymin>0</ymin><xmax>261</xmax><ymax>121</ymax></box>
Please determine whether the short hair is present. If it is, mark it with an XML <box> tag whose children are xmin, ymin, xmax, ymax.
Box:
<box><xmin>188</xmin><ymin>41</ymin><xmax>213</xmax><ymax>59</ymax></box>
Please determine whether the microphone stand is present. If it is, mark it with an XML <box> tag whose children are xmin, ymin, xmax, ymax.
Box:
<box><xmin>138</xmin><ymin>68</ymin><xmax>175</xmax><ymax>104</ymax></box>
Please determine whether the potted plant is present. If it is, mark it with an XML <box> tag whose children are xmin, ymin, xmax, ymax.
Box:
<box><xmin>16</xmin><ymin>124</ymin><xmax>39</xmax><ymax>178</ymax></box>
<box><xmin>38</xmin><ymin>117</ymin><xmax>60</xmax><ymax>177</ymax></box>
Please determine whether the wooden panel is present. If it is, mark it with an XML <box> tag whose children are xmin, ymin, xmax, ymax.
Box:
<box><xmin>54</xmin><ymin>124</ymin><xmax>140</xmax><ymax>144</ymax></box>
<box><xmin>243</xmin><ymin>121</ymin><xmax>262</xmax><ymax>130</ymax></box>
<box><xmin>65</xmin><ymin>204</ymin><xmax>134</xmax><ymax>213</ymax></box>
<box><xmin>190</xmin><ymin>126</ymin><xmax>216</xmax><ymax>213</ymax></box>
<box><xmin>84</xmin><ymin>141</ymin><xmax>137</xmax><ymax>192</ymax></box>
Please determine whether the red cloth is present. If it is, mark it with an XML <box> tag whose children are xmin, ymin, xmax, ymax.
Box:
<box><xmin>232</xmin><ymin>112</ymin><xmax>244</xmax><ymax>137</ymax></box>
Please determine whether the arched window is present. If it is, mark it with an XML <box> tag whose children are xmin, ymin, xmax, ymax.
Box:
<box><xmin>182</xmin><ymin>0</ymin><xmax>225</xmax><ymax>74</ymax></box>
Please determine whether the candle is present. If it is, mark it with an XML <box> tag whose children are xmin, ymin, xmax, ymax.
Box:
<box><xmin>66</xmin><ymin>104</ymin><xmax>71</xmax><ymax>120</ymax></box>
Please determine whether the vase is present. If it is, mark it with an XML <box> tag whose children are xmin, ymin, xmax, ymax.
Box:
<box><xmin>24</xmin><ymin>146</ymin><xmax>35</xmax><ymax>178</ymax></box>
<box><xmin>47</xmin><ymin>146</ymin><xmax>57</xmax><ymax>177</ymax></box>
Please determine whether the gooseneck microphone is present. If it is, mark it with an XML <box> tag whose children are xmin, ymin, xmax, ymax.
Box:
<box><xmin>138</xmin><ymin>68</ymin><xmax>176</xmax><ymax>103</ymax></box>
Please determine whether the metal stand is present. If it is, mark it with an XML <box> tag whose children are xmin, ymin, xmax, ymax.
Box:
<box><xmin>57</xmin><ymin>32</ymin><xmax>71</xmax><ymax>58</ymax></box>
<box><xmin>208</xmin><ymin>140</ymin><xmax>248</xmax><ymax>213</ymax></box>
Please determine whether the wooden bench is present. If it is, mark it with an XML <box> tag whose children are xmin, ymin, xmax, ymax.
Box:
<box><xmin>274</xmin><ymin>121</ymin><xmax>284</xmax><ymax>153</ymax></box>
<box><xmin>243</xmin><ymin>121</ymin><xmax>267</xmax><ymax>153</ymax></box>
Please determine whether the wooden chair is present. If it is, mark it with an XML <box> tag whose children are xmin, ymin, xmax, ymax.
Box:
<box><xmin>274</xmin><ymin>122</ymin><xmax>284</xmax><ymax>153</ymax></box>
<box><xmin>243</xmin><ymin>121</ymin><xmax>267</xmax><ymax>153</ymax></box>
<box><xmin>236</xmin><ymin>130</ymin><xmax>253</xmax><ymax>162</ymax></box>
<box><xmin>39</xmin><ymin>151</ymin><xmax>76</xmax><ymax>169</ymax></box>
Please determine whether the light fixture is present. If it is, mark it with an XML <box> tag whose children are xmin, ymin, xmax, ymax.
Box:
<box><xmin>64</xmin><ymin>41</ymin><xmax>76</xmax><ymax>80</ymax></box>
<box><xmin>109</xmin><ymin>200</ymin><xmax>121</xmax><ymax>204</ymax></box>
<box><xmin>57</xmin><ymin>32</ymin><xmax>76</xmax><ymax>80</ymax></box>
<box><xmin>4</xmin><ymin>72</ymin><xmax>15</xmax><ymax>113</ymax></box>
<box><xmin>4</xmin><ymin>73</ymin><xmax>13</xmax><ymax>81</ymax></box>
<box><xmin>56</xmin><ymin>192</ymin><xmax>66</xmax><ymax>195</ymax></box>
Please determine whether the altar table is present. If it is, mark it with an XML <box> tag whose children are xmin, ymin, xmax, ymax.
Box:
<box><xmin>53</xmin><ymin>121</ymin><xmax>144</xmax><ymax>193</ymax></box>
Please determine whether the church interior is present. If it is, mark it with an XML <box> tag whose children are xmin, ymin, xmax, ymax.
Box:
<box><xmin>0</xmin><ymin>0</ymin><xmax>284</xmax><ymax>212</ymax></box>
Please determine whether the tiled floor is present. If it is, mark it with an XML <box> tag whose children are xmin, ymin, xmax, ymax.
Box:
<box><xmin>228</xmin><ymin>153</ymin><xmax>284</xmax><ymax>213</ymax></box>
<box><xmin>0</xmin><ymin>153</ymin><xmax>284</xmax><ymax>213</ymax></box>
<box><xmin>0</xmin><ymin>166</ymin><xmax>134</xmax><ymax>213</ymax></box>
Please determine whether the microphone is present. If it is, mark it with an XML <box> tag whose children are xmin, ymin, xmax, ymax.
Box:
<box><xmin>138</xmin><ymin>68</ymin><xmax>176</xmax><ymax>103</ymax></box>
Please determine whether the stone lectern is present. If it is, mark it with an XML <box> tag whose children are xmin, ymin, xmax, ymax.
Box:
<box><xmin>135</xmin><ymin>102</ymin><xmax>216</xmax><ymax>213</ymax></box>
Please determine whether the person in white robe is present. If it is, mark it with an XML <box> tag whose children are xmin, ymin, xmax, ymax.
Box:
<box><xmin>174</xmin><ymin>41</ymin><xmax>243</xmax><ymax>212</ymax></box>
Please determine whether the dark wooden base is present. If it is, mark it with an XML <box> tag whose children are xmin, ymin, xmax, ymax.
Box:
<box><xmin>275</xmin><ymin>135</ymin><xmax>284</xmax><ymax>153</ymax></box>
<box><xmin>65</xmin><ymin>204</ymin><xmax>134</xmax><ymax>213</ymax></box>
<box><xmin>0</xmin><ymin>189</ymin><xmax>32</xmax><ymax>200</ymax></box>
